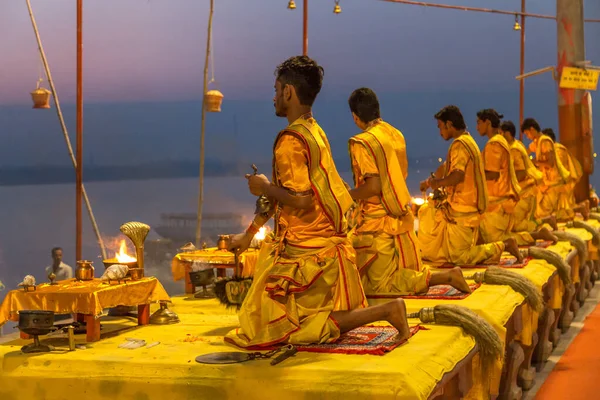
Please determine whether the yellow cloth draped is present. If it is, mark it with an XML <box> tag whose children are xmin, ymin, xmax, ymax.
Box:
<box><xmin>533</xmin><ymin>135</ymin><xmax>570</xmax><ymax>219</ymax></box>
<box><xmin>510</xmin><ymin>140</ymin><xmax>544</xmax><ymax>231</ymax></box>
<box><xmin>0</xmin><ymin>300</ymin><xmax>477</xmax><ymax>400</ymax></box>
<box><xmin>555</xmin><ymin>143</ymin><xmax>583</xmax><ymax>220</ymax></box>
<box><xmin>419</xmin><ymin>133</ymin><xmax>504</xmax><ymax>265</ymax></box>
<box><xmin>349</xmin><ymin>120</ymin><xmax>412</xmax><ymax>218</ymax></box>
<box><xmin>480</xmin><ymin>135</ymin><xmax>533</xmax><ymax>245</ymax></box>
<box><xmin>226</xmin><ymin>116</ymin><xmax>367</xmax><ymax>348</ymax></box>
<box><xmin>171</xmin><ymin>248</ymin><xmax>260</xmax><ymax>281</ymax></box>
<box><xmin>0</xmin><ymin>277</ymin><xmax>170</xmax><ymax>324</ymax></box>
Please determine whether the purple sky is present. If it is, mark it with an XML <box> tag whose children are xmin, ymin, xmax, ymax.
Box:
<box><xmin>1</xmin><ymin>0</ymin><xmax>599</xmax><ymax>105</ymax></box>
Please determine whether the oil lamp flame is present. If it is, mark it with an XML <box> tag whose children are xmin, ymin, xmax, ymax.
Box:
<box><xmin>254</xmin><ymin>226</ymin><xmax>267</xmax><ymax>242</ymax></box>
<box><xmin>411</xmin><ymin>197</ymin><xmax>425</xmax><ymax>206</ymax></box>
<box><xmin>115</xmin><ymin>240</ymin><xmax>136</xmax><ymax>263</ymax></box>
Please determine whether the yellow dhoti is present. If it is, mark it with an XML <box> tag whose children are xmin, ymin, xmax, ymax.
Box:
<box><xmin>226</xmin><ymin>236</ymin><xmax>367</xmax><ymax>348</ymax></box>
<box><xmin>418</xmin><ymin>203</ymin><xmax>504</xmax><ymax>265</ymax></box>
<box><xmin>512</xmin><ymin>195</ymin><xmax>540</xmax><ymax>232</ymax></box>
<box><xmin>536</xmin><ymin>187</ymin><xmax>560</xmax><ymax>220</ymax></box>
<box><xmin>480</xmin><ymin>203</ymin><xmax>534</xmax><ymax>246</ymax></box>
<box><xmin>354</xmin><ymin>230</ymin><xmax>430</xmax><ymax>295</ymax></box>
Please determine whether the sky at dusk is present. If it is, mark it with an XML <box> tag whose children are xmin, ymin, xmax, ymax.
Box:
<box><xmin>0</xmin><ymin>0</ymin><xmax>599</xmax><ymax>168</ymax></box>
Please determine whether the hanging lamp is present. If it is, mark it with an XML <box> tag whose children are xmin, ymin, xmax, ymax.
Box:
<box><xmin>513</xmin><ymin>14</ymin><xmax>521</xmax><ymax>31</ymax></box>
<box><xmin>287</xmin><ymin>0</ymin><xmax>297</xmax><ymax>10</ymax></box>
<box><xmin>204</xmin><ymin>16</ymin><xmax>223</xmax><ymax>113</ymax></box>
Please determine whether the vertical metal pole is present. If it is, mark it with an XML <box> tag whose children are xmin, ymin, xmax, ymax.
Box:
<box><xmin>303</xmin><ymin>0</ymin><xmax>308</xmax><ymax>55</ymax></box>
<box><xmin>557</xmin><ymin>0</ymin><xmax>587</xmax><ymax>201</ymax></box>
<box><xmin>76</xmin><ymin>0</ymin><xmax>83</xmax><ymax>261</ymax></box>
<box><xmin>519</xmin><ymin>0</ymin><xmax>526</xmax><ymax>140</ymax></box>
<box><xmin>196</xmin><ymin>0</ymin><xmax>214</xmax><ymax>247</ymax></box>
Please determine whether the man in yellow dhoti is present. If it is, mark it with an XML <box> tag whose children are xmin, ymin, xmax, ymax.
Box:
<box><xmin>418</xmin><ymin>105</ymin><xmax>523</xmax><ymax>265</ymax></box>
<box><xmin>542</xmin><ymin>128</ymin><xmax>589</xmax><ymax>220</ymax></box>
<box><xmin>226</xmin><ymin>56</ymin><xmax>412</xmax><ymax>349</ymax></box>
<box><xmin>476</xmin><ymin>110</ymin><xmax>556</xmax><ymax>245</ymax></box>
<box><xmin>521</xmin><ymin>118</ymin><xmax>570</xmax><ymax>220</ymax></box>
<box><xmin>500</xmin><ymin>121</ymin><xmax>558</xmax><ymax>232</ymax></box>
<box><xmin>346</xmin><ymin>88</ymin><xmax>471</xmax><ymax>295</ymax></box>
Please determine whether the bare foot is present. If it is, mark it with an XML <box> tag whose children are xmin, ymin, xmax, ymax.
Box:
<box><xmin>534</xmin><ymin>227</ymin><xmax>558</xmax><ymax>243</ymax></box>
<box><xmin>448</xmin><ymin>267</ymin><xmax>472</xmax><ymax>293</ymax></box>
<box><xmin>384</xmin><ymin>299</ymin><xmax>411</xmax><ymax>341</ymax></box>
<box><xmin>581</xmin><ymin>201</ymin><xmax>590</xmax><ymax>220</ymax></box>
<box><xmin>503</xmin><ymin>238</ymin><xmax>524</xmax><ymax>263</ymax></box>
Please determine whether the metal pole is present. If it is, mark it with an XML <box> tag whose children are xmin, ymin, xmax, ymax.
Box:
<box><xmin>519</xmin><ymin>0</ymin><xmax>526</xmax><ymax>140</ymax></box>
<box><xmin>557</xmin><ymin>0</ymin><xmax>587</xmax><ymax>201</ymax></box>
<box><xmin>76</xmin><ymin>0</ymin><xmax>83</xmax><ymax>261</ymax></box>
<box><xmin>195</xmin><ymin>0</ymin><xmax>214</xmax><ymax>247</ymax></box>
<box><xmin>303</xmin><ymin>0</ymin><xmax>308</xmax><ymax>55</ymax></box>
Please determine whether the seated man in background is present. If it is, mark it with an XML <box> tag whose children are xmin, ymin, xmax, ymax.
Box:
<box><xmin>347</xmin><ymin>88</ymin><xmax>470</xmax><ymax>295</ymax></box>
<box><xmin>418</xmin><ymin>105</ymin><xmax>522</xmax><ymax>266</ymax></box>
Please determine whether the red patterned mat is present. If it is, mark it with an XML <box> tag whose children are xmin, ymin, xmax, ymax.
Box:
<box><xmin>295</xmin><ymin>324</ymin><xmax>424</xmax><ymax>355</ymax></box>
<box><xmin>366</xmin><ymin>283</ymin><xmax>480</xmax><ymax>300</ymax></box>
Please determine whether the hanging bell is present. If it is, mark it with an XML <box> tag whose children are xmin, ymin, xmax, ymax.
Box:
<box><xmin>513</xmin><ymin>15</ymin><xmax>521</xmax><ymax>31</ymax></box>
<box><xmin>287</xmin><ymin>0</ymin><xmax>297</xmax><ymax>10</ymax></box>
<box><xmin>205</xmin><ymin>90</ymin><xmax>224</xmax><ymax>112</ymax></box>
<box><xmin>31</xmin><ymin>81</ymin><xmax>51</xmax><ymax>109</ymax></box>
<box><xmin>333</xmin><ymin>2</ymin><xmax>342</xmax><ymax>14</ymax></box>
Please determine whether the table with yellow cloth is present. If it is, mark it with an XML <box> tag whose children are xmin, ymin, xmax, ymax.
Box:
<box><xmin>172</xmin><ymin>248</ymin><xmax>260</xmax><ymax>294</ymax></box>
<box><xmin>0</xmin><ymin>296</ymin><xmax>478</xmax><ymax>400</ymax></box>
<box><xmin>0</xmin><ymin>277</ymin><xmax>170</xmax><ymax>342</ymax></box>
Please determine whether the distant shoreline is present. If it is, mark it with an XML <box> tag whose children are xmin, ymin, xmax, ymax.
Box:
<box><xmin>0</xmin><ymin>161</ymin><xmax>271</xmax><ymax>187</ymax></box>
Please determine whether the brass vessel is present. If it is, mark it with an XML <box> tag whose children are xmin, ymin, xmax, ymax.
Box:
<box><xmin>149</xmin><ymin>302</ymin><xmax>180</xmax><ymax>325</ymax></box>
<box><xmin>75</xmin><ymin>260</ymin><xmax>95</xmax><ymax>281</ymax></box>
<box><xmin>217</xmin><ymin>235</ymin><xmax>231</xmax><ymax>250</ymax></box>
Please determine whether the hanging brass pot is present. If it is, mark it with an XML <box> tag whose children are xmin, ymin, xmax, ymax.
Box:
<box><xmin>31</xmin><ymin>86</ymin><xmax>51</xmax><ymax>109</ymax></box>
<box><xmin>205</xmin><ymin>90</ymin><xmax>223</xmax><ymax>112</ymax></box>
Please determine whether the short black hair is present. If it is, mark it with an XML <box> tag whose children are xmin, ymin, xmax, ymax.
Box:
<box><xmin>51</xmin><ymin>247</ymin><xmax>62</xmax><ymax>256</ymax></box>
<box><xmin>275</xmin><ymin>55</ymin><xmax>324</xmax><ymax>106</ymax></box>
<box><xmin>477</xmin><ymin>108</ymin><xmax>504</xmax><ymax>128</ymax></box>
<box><xmin>542</xmin><ymin>128</ymin><xmax>556</xmax><ymax>142</ymax></box>
<box><xmin>500</xmin><ymin>120</ymin><xmax>516</xmax><ymax>138</ymax></box>
<box><xmin>434</xmin><ymin>105</ymin><xmax>466</xmax><ymax>130</ymax></box>
<box><xmin>348</xmin><ymin>88</ymin><xmax>381</xmax><ymax>123</ymax></box>
<box><xmin>521</xmin><ymin>118</ymin><xmax>541</xmax><ymax>132</ymax></box>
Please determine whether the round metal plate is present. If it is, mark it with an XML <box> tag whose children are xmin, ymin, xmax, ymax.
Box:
<box><xmin>195</xmin><ymin>352</ymin><xmax>252</xmax><ymax>364</ymax></box>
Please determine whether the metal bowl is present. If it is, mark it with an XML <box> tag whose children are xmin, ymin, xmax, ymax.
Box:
<box><xmin>129</xmin><ymin>268</ymin><xmax>144</xmax><ymax>280</ymax></box>
<box><xmin>18</xmin><ymin>310</ymin><xmax>55</xmax><ymax>336</ymax></box>
<box><xmin>189</xmin><ymin>269</ymin><xmax>215</xmax><ymax>287</ymax></box>
<box><xmin>103</xmin><ymin>258</ymin><xmax>137</xmax><ymax>270</ymax></box>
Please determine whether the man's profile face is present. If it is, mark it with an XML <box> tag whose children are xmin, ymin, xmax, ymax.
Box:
<box><xmin>437</xmin><ymin>120</ymin><xmax>452</xmax><ymax>141</ymax></box>
<box><xmin>52</xmin><ymin>249</ymin><xmax>63</xmax><ymax>263</ymax></box>
<box><xmin>523</xmin><ymin>128</ymin><xmax>535</xmax><ymax>142</ymax></box>
<box><xmin>475</xmin><ymin>118</ymin><xmax>488</xmax><ymax>136</ymax></box>
<box><xmin>273</xmin><ymin>80</ymin><xmax>286</xmax><ymax>118</ymax></box>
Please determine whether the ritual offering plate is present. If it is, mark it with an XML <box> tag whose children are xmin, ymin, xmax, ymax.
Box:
<box><xmin>195</xmin><ymin>352</ymin><xmax>252</xmax><ymax>364</ymax></box>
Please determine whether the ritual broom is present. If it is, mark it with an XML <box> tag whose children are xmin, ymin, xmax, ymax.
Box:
<box><xmin>408</xmin><ymin>304</ymin><xmax>503</xmax><ymax>383</ymax></box>
<box><xmin>521</xmin><ymin>247</ymin><xmax>572</xmax><ymax>286</ymax></box>
<box><xmin>553</xmin><ymin>230</ymin><xmax>589</xmax><ymax>266</ymax></box>
<box><xmin>588</xmin><ymin>211</ymin><xmax>600</xmax><ymax>223</ymax></box>
<box><xmin>464</xmin><ymin>267</ymin><xmax>544</xmax><ymax>313</ymax></box>
<box><xmin>566</xmin><ymin>220</ymin><xmax>600</xmax><ymax>247</ymax></box>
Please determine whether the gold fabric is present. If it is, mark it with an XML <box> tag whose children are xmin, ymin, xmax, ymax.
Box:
<box><xmin>480</xmin><ymin>135</ymin><xmax>533</xmax><ymax>245</ymax></box>
<box><xmin>226</xmin><ymin>115</ymin><xmax>366</xmax><ymax>348</ymax></box>
<box><xmin>418</xmin><ymin>202</ymin><xmax>504</xmax><ymax>265</ymax></box>
<box><xmin>533</xmin><ymin>135</ymin><xmax>570</xmax><ymax>219</ymax></box>
<box><xmin>171</xmin><ymin>248</ymin><xmax>259</xmax><ymax>281</ymax></box>
<box><xmin>555</xmin><ymin>143</ymin><xmax>583</xmax><ymax>220</ymax></box>
<box><xmin>355</xmin><ymin>231</ymin><xmax>430</xmax><ymax>295</ymax></box>
<box><xmin>0</xmin><ymin>277</ymin><xmax>170</xmax><ymax>324</ymax></box>
<box><xmin>419</xmin><ymin>134</ymin><xmax>504</xmax><ymax>265</ymax></box>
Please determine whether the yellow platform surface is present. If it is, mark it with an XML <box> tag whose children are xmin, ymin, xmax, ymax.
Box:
<box><xmin>0</xmin><ymin>297</ymin><xmax>476</xmax><ymax>400</ymax></box>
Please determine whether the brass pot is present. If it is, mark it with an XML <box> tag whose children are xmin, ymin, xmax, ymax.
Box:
<box><xmin>217</xmin><ymin>235</ymin><xmax>231</xmax><ymax>250</ymax></box>
<box><xmin>75</xmin><ymin>260</ymin><xmax>95</xmax><ymax>281</ymax></box>
<box><xmin>129</xmin><ymin>268</ymin><xmax>144</xmax><ymax>280</ymax></box>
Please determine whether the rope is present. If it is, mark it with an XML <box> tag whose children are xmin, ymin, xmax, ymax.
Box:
<box><xmin>25</xmin><ymin>0</ymin><xmax>107</xmax><ymax>260</ymax></box>
<box><xmin>208</xmin><ymin>11</ymin><xmax>215</xmax><ymax>85</ymax></box>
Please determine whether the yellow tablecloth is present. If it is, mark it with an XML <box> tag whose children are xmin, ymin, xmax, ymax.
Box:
<box><xmin>0</xmin><ymin>299</ymin><xmax>476</xmax><ymax>400</ymax></box>
<box><xmin>0</xmin><ymin>277</ymin><xmax>170</xmax><ymax>324</ymax></box>
<box><xmin>171</xmin><ymin>248</ymin><xmax>260</xmax><ymax>281</ymax></box>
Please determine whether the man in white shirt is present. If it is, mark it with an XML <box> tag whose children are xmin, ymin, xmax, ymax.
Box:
<box><xmin>45</xmin><ymin>247</ymin><xmax>73</xmax><ymax>281</ymax></box>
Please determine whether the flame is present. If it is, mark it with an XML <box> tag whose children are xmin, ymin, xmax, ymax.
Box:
<box><xmin>254</xmin><ymin>226</ymin><xmax>267</xmax><ymax>242</ymax></box>
<box><xmin>411</xmin><ymin>197</ymin><xmax>425</xmax><ymax>206</ymax></box>
<box><xmin>115</xmin><ymin>239</ymin><xmax>136</xmax><ymax>263</ymax></box>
